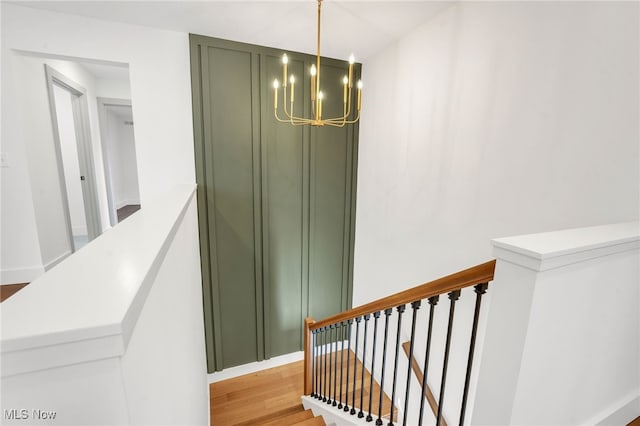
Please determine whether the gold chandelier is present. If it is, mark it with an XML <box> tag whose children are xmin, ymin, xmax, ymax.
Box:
<box><xmin>273</xmin><ymin>0</ymin><xmax>362</xmax><ymax>127</ymax></box>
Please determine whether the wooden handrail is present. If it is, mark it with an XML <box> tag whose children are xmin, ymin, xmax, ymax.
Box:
<box><xmin>309</xmin><ymin>260</ymin><xmax>496</xmax><ymax>331</ymax></box>
<box><xmin>302</xmin><ymin>260</ymin><xmax>496</xmax><ymax>397</ymax></box>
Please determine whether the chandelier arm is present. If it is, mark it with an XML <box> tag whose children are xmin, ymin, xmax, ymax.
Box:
<box><xmin>280</xmin><ymin>96</ymin><xmax>321</xmax><ymax>125</ymax></box>
<box><xmin>324</xmin><ymin>109</ymin><xmax>361</xmax><ymax>125</ymax></box>
<box><xmin>273</xmin><ymin>0</ymin><xmax>360</xmax><ymax>127</ymax></box>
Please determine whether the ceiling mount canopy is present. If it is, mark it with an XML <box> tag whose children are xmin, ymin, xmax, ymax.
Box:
<box><xmin>273</xmin><ymin>0</ymin><xmax>362</xmax><ymax>127</ymax></box>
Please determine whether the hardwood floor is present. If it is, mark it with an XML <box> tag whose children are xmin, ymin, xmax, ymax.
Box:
<box><xmin>0</xmin><ymin>283</ymin><xmax>29</xmax><ymax>302</ymax></box>
<box><xmin>117</xmin><ymin>204</ymin><xmax>141</xmax><ymax>222</ymax></box>
<box><xmin>629</xmin><ymin>416</ymin><xmax>640</xmax><ymax>426</ymax></box>
<box><xmin>210</xmin><ymin>353</ymin><xmax>395</xmax><ymax>426</ymax></box>
<box><xmin>313</xmin><ymin>349</ymin><xmax>395</xmax><ymax>421</ymax></box>
<box><xmin>210</xmin><ymin>360</ymin><xmax>324</xmax><ymax>425</ymax></box>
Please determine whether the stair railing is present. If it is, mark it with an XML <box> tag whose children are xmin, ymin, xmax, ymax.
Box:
<box><xmin>303</xmin><ymin>260</ymin><xmax>496</xmax><ymax>426</ymax></box>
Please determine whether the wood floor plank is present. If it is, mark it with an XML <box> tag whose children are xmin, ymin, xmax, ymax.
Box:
<box><xmin>210</xmin><ymin>361</ymin><xmax>317</xmax><ymax>426</ymax></box>
<box><xmin>0</xmin><ymin>283</ymin><xmax>28</xmax><ymax>302</ymax></box>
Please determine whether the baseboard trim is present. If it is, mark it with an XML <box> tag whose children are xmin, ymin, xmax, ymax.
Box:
<box><xmin>588</xmin><ymin>392</ymin><xmax>639</xmax><ymax>425</ymax></box>
<box><xmin>207</xmin><ymin>351</ymin><xmax>304</xmax><ymax>384</ymax></box>
<box><xmin>1</xmin><ymin>265</ymin><xmax>44</xmax><ymax>285</ymax></box>
<box><xmin>44</xmin><ymin>250</ymin><xmax>72</xmax><ymax>271</ymax></box>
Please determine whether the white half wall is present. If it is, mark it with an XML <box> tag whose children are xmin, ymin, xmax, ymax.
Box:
<box><xmin>1</xmin><ymin>185</ymin><xmax>209</xmax><ymax>425</ymax></box>
<box><xmin>353</xmin><ymin>1</ymin><xmax>640</xmax><ymax>304</ymax></box>
<box><xmin>473</xmin><ymin>222</ymin><xmax>639</xmax><ymax>425</ymax></box>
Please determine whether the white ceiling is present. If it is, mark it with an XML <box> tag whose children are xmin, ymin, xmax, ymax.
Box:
<box><xmin>13</xmin><ymin>1</ymin><xmax>454</xmax><ymax>60</ymax></box>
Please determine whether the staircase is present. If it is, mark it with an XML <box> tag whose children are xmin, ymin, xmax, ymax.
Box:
<box><xmin>210</xmin><ymin>360</ymin><xmax>327</xmax><ymax>426</ymax></box>
<box><xmin>303</xmin><ymin>261</ymin><xmax>496</xmax><ymax>425</ymax></box>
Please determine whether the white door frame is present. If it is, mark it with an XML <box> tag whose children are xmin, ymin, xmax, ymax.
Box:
<box><xmin>44</xmin><ymin>65</ymin><xmax>102</xmax><ymax>251</ymax></box>
<box><xmin>96</xmin><ymin>97</ymin><xmax>133</xmax><ymax>227</ymax></box>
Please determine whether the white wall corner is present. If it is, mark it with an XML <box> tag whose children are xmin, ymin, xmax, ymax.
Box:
<box><xmin>1</xmin><ymin>265</ymin><xmax>45</xmax><ymax>285</ymax></box>
<box><xmin>470</xmin><ymin>260</ymin><xmax>538</xmax><ymax>425</ymax></box>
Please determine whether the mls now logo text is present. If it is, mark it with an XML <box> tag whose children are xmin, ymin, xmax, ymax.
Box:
<box><xmin>4</xmin><ymin>409</ymin><xmax>57</xmax><ymax>420</ymax></box>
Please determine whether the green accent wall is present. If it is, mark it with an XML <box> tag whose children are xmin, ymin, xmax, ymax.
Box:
<box><xmin>189</xmin><ymin>34</ymin><xmax>359</xmax><ymax>373</ymax></box>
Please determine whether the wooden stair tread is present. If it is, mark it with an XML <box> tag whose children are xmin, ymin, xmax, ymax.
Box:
<box><xmin>291</xmin><ymin>415</ymin><xmax>325</xmax><ymax>425</ymax></box>
<box><xmin>261</xmin><ymin>407</ymin><xmax>314</xmax><ymax>426</ymax></box>
<box><xmin>313</xmin><ymin>349</ymin><xmax>396</xmax><ymax>420</ymax></box>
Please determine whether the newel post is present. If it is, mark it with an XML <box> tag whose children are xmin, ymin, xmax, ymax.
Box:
<box><xmin>304</xmin><ymin>317</ymin><xmax>315</xmax><ymax>395</ymax></box>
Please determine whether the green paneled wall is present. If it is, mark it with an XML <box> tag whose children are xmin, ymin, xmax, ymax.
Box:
<box><xmin>190</xmin><ymin>35</ymin><xmax>359</xmax><ymax>373</ymax></box>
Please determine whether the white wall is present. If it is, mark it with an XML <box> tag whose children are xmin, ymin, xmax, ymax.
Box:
<box><xmin>353</xmin><ymin>1</ymin><xmax>639</xmax><ymax>305</ymax></box>
<box><xmin>105</xmin><ymin>108</ymin><xmax>141</xmax><ymax>208</ymax></box>
<box><xmin>96</xmin><ymin>76</ymin><xmax>131</xmax><ymax>100</ymax></box>
<box><xmin>1</xmin><ymin>3</ymin><xmax>195</xmax><ymax>282</ymax></box>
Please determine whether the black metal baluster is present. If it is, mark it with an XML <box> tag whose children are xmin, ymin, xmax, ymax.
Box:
<box><xmin>312</xmin><ymin>329</ymin><xmax>317</xmax><ymax>398</ymax></box>
<box><xmin>377</xmin><ymin>308</ymin><xmax>393</xmax><ymax>426</ymax></box>
<box><xmin>322</xmin><ymin>326</ymin><xmax>328</xmax><ymax>402</ymax></box>
<box><xmin>459</xmin><ymin>283</ymin><xmax>489</xmax><ymax>426</ymax></box>
<box><xmin>436</xmin><ymin>290</ymin><xmax>461</xmax><ymax>426</ymax></box>
<box><xmin>418</xmin><ymin>295</ymin><xmax>439</xmax><ymax>426</ymax></box>
<box><xmin>359</xmin><ymin>314</ymin><xmax>371</xmax><ymax>418</ymax></box>
<box><xmin>344</xmin><ymin>319</ymin><xmax>353</xmax><ymax>412</ymax></box>
<box><xmin>318</xmin><ymin>328</ymin><xmax>322</xmax><ymax>400</ymax></box>
<box><xmin>338</xmin><ymin>322</ymin><xmax>345</xmax><ymax>409</ymax></box>
<box><xmin>388</xmin><ymin>305</ymin><xmax>406</xmax><ymax>426</ymax></box>
<box><xmin>327</xmin><ymin>324</ymin><xmax>333</xmax><ymax>405</ymax></box>
<box><xmin>333</xmin><ymin>323</ymin><xmax>340</xmax><ymax>406</ymax></box>
<box><xmin>351</xmin><ymin>316</ymin><xmax>362</xmax><ymax>415</ymax></box>
<box><xmin>317</xmin><ymin>328</ymin><xmax>322</xmax><ymax>400</ymax></box>
<box><xmin>367</xmin><ymin>311</ymin><xmax>381</xmax><ymax>422</ymax></box>
<box><xmin>403</xmin><ymin>301</ymin><xmax>421</xmax><ymax>426</ymax></box>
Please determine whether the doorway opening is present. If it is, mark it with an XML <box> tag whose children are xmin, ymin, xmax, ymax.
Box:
<box><xmin>45</xmin><ymin>65</ymin><xmax>101</xmax><ymax>253</ymax></box>
<box><xmin>97</xmin><ymin>98</ymin><xmax>141</xmax><ymax>226</ymax></box>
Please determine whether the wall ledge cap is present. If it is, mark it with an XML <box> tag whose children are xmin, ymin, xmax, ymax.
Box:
<box><xmin>492</xmin><ymin>222</ymin><xmax>639</xmax><ymax>272</ymax></box>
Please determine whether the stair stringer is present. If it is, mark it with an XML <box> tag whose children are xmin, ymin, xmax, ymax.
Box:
<box><xmin>302</xmin><ymin>396</ymin><xmax>359</xmax><ymax>426</ymax></box>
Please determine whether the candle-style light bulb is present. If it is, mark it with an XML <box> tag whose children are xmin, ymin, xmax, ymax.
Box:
<box><xmin>273</xmin><ymin>79</ymin><xmax>279</xmax><ymax>109</ymax></box>
<box><xmin>343</xmin><ymin>75</ymin><xmax>348</xmax><ymax>103</ymax></box>
<box><xmin>349</xmin><ymin>54</ymin><xmax>355</xmax><ymax>65</ymax></box>
<box><xmin>282</xmin><ymin>54</ymin><xmax>288</xmax><ymax>87</ymax></box>
<box><xmin>310</xmin><ymin>64</ymin><xmax>317</xmax><ymax>76</ymax></box>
